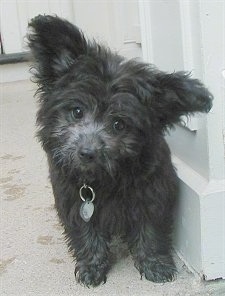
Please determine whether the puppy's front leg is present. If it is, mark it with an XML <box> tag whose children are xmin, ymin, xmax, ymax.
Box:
<box><xmin>65</xmin><ymin>224</ymin><xmax>111</xmax><ymax>287</ymax></box>
<box><xmin>127</xmin><ymin>213</ymin><xmax>176</xmax><ymax>283</ymax></box>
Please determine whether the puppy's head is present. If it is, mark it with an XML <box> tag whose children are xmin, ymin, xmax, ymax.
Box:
<box><xmin>28</xmin><ymin>15</ymin><xmax>213</xmax><ymax>183</ymax></box>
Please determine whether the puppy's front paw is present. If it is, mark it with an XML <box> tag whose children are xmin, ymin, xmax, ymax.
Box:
<box><xmin>75</xmin><ymin>263</ymin><xmax>108</xmax><ymax>287</ymax></box>
<box><xmin>137</xmin><ymin>257</ymin><xmax>177</xmax><ymax>283</ymax></box>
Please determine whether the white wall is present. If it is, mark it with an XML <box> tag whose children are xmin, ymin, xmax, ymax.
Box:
<box><xmin>0</xmin><ymin>0</ymin><xmax>141</xmax><ymax>57</ymax></box>
<box><xmin>139</xmin><ymin>0</ymin><xmax>225</xmax><ymax>280</ymax></box>
<box><xmin>0</xmin><ymin>0</ymin><xmax>75</xmax><ymax>83</ymax></box>
<box><xmin>140</xmin><ymin>0</ymin><xmax>210</xmax><ymax>179</ymax></box>
<box><xmin>72</xmin><ymin>0</ymin><xmax>141</xmax><ymax>59</ymax></box>
<box><xmin>0</xmin><ymin>0</ymin><xmax>74</xmax><ymax>54</ymax></box>
<box><xmin>0</xmin><ymin>0</ymin><xmax>141</xmax><ymax>83</ymax></box>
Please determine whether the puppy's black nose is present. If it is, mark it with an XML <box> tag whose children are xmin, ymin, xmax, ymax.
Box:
<box><xmin>79</xmin><ymin>148</ymin><xmax>96</xmax><ymax>162</ymax></box>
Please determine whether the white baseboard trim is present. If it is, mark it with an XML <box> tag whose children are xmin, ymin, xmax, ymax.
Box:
<box><xmin>172</xmin><ymin>155</ymin><xmax>208</xmax><ymax>195</ymax></box>
<box><xmin>172</xmin><ymin>155</ymin><xmax>225</xmax><ymax>280</ymax></box>
<box><xmin>0</xmin><ymin>62</ymin><xmax>30</xmax><ymax>83</ymax></box>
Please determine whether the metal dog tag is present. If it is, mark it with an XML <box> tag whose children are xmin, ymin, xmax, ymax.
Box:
<box><xmin>80</xmin><ymin>200</ymin><xmax>94</xmax><ymax>222</ymax></box>
<box><xmin>79</xmin><ymin>184</ymin><xmax>95</xmax><ymax>222</ymax></box>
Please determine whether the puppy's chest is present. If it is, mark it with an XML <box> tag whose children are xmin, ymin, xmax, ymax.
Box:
<box><xmin>95</xmin><ymin>192</ymin><xmax>130</xmax><ymax>235</ymax></box>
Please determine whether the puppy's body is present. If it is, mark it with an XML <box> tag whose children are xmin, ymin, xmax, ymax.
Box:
<box><xmin>28</xmin><ymin>15</ymin><xmax>212</xmax><ymax>287</ymax></box>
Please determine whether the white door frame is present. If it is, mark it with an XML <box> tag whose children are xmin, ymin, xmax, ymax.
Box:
<box><xmin>139</xmin><ymin>0</ymin><xmax>225</xmax><ymax>280</ymax></box>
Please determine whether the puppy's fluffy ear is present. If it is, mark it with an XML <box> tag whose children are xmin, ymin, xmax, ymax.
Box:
<box><xmin>27</xmin><ymin>15</ymin><xmax>87</xmax><ymax>87</ymax></box>
<box><xmin>151</xmin><ymin>71</ymin><xmax>213</xmax><ymax>129</ymax></box>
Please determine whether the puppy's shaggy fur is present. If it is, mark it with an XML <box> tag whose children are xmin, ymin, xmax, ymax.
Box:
<box><xmin>28</xmin><ymin>15</ymin><xmax>213</xmax><ymax>287</ymax></box>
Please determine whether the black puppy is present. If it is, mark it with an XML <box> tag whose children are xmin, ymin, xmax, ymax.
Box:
<box><xmin>28</xmin><ymin>15</ymin><xmax>212</xmax><ymax>287</ymax></box>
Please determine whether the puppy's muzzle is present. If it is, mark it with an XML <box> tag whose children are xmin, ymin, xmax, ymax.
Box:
<box><xmin>78</xmin><ymin>147</ymin><xmax>96</xmax><ymax>162</ymax></box>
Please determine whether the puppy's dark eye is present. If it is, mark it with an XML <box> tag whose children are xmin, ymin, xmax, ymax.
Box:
<box><xmin>113</xmin><ymin>119</ymin><xmax>125</xmax><ymax>132</ymax></box>
<box><xmin>72</xmin><ymin>107</ymin><xmax>83</xmax><ymax>119</ymax></box>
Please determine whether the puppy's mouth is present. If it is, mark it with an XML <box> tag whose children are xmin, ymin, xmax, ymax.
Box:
<box><xmin>53</xmin><ymin>146</ymin><xmax>116</xmax><ymax>183</ymax></box>
<box><xmin>77</xmin><ymin>156</ymin><xmax>115</xmax><ymax>184</ymax></box>
<box><xmin>76</xmin><ymin>166</ymin><xmax>106</xmax><ymax>187</ymax></box>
